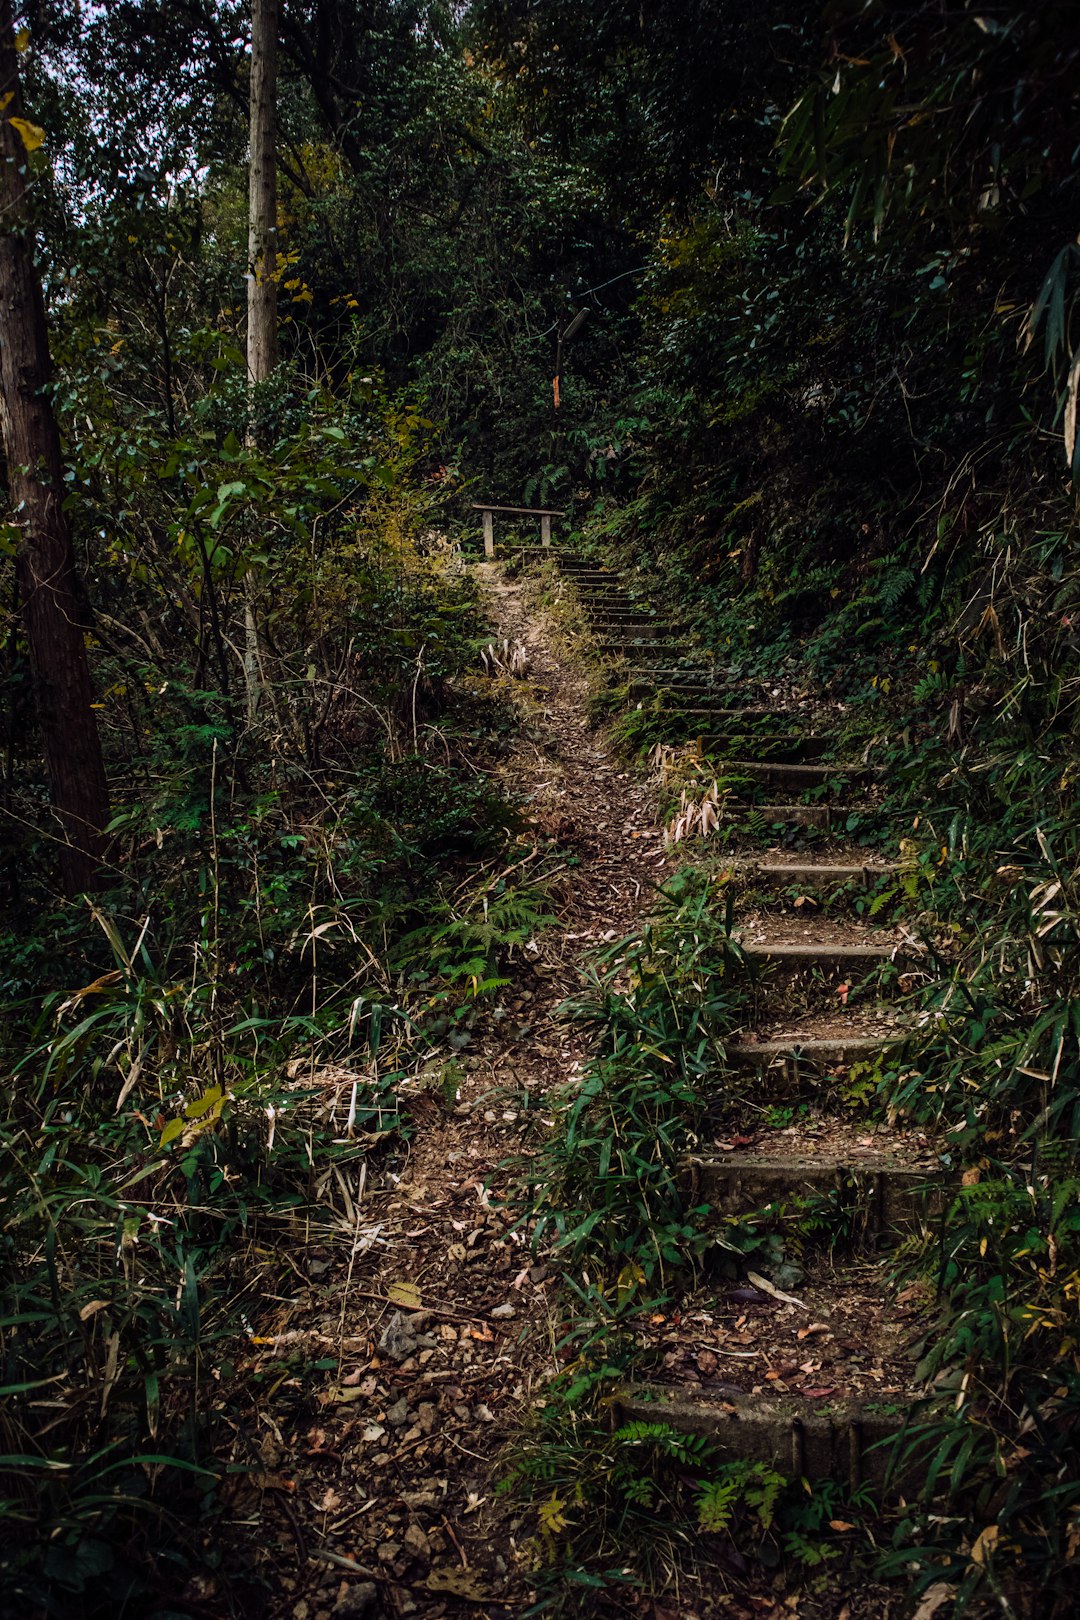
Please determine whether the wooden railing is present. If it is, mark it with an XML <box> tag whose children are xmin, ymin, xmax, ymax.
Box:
<box><xmin>472</xmin><ymin>502</ymin><xmax>565</xmax><ymax>557</ymax></box>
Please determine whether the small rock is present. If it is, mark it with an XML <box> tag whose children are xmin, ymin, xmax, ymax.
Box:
<box><xmin>417</xmin><ymin>1402</ymin><xmax>437</xmax><ymax>1434</ymax></box>
<box><xmin>385</xmin><ymin>1397</ymin><xmax>409</xmax><ymax>1428</ymax></box>
<box><xmin>490</xmin><ymin>1302</ymin><xmax>516</xmax><ymax>1320</ymax></box>
<box><xmin>475</xmin><ymin>1404</ymin><xmax>495</xmax><ymax>1423</ymax></box>
<box><xmin>378</xmin><ymin>1312</ymin><xmax>418</xmax><ymax>1364</ymax></box>
<box><xmin>403</xmin><ymin>1523</ymin><xmax>431</xmax><ymax>1558</ymax></box>
<box><xmin>377</xmin><ymin>1541</ymin><xmax>401</xmax><ymax>1564</ymax></box>
<box><xmin>293</xmin><ymin>1604</ymin><xmax>311</xmax><ymax>1620</ymax></box>
<box><xmin>331</xmin><ymin>1582</ymin><xmax>379</xmax><ymax>1619</ymax></box>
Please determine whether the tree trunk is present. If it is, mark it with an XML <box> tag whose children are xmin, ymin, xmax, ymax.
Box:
<box><xmin>0</xmin><ymin>0</ymin><xmax>110</xmax><ymax>895</ymax></box>
<box><xmin>244</xmin><ymin>0</ymin><xmax>279</xmax><ymax>723</ymax></box>
<box><xmin>247</xmin><ymin>0</ymin><xmax>279</xmax><ymax>387</ymax></box>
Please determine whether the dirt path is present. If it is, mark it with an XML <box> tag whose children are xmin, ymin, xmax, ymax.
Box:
<box><xmin>257</xmin><ymin>564</ymin><xmax>667</xmax><ymax>1620</ymax></box>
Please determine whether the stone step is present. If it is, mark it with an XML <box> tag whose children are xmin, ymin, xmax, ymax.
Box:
<box><xmin>586</xmin><ymin>614</ymin><xmax>663</xmax><ymax>628</ymax></box>
<box><xmin>735</xmin><ymin>860</ymin><xmax>895</xmax><ymax>887</ymax></box>
<box><xmin>725</xmin><ymin>1033</ymin><xmax>900</xmax><ymax>1074</ymax></box>
<box><xmin>577</xmin><ymin>596</ymin><xmax>644</xmax><ymax>611</ymax></box>
<box><xmin>727</xmin><ymin>760</ymin><xmax>878</xmax><ymax>793</ymax></box>
<box><xmin>686</xmin><ymin>1151</ymin><xmax>943</xmax><ymax>1229</ymax></box>
<box><xmin>741</xmin><ymin>803</ymin><xmax>832</xmax><ymax>828</ymax></box>
<box><xmin>595</xmin><ymin>643</ymin><xmax>686</xmax><ymax>659</ymax></box>
<box><xmin>588</xmin><ymin>621</ymin><xmax>666</xmax><ymax>640</ymax></box>
<box><xmin>612</xmin><ymin>1384</ymin><xmax>913</xmax><ymax>1487</ymax></box>
<box><xmin>727</xmin><ymin>736</ymin><xmax>835</xmax><ymax>763</ymax></box>
<box><xmin>741</xmin><ymin>940</ymin><xmax>913</xmax><ymax>972</ymax></box>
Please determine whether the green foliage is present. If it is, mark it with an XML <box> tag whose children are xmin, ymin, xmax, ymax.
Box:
<box><xmin>522</xmin><ymin>869</ymin><xmax>745</xmax><ymax>1281</ymax></box>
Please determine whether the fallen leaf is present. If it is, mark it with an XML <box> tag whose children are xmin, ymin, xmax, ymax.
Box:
<box><xmin>802</xmin><ymin>1386</ymin><xmax>837</xmax><ymax>1398</ymax></box>
<box><xmin>971</xmin><ymin>1523</ymin><xmax>1000</xmax><ymax>1566</ymax></box>
<box><xmin>78</xmin><ymin>1299</ymin><xmax>110</xmax><ymax>1322</ymax></box>
<box><xmin>796</xmin><ymin>1322</ymin><xmax>830</xmax><ymax>1340</ymax></box>
<box><xmin>829</xmin><ymin>1519</ymin><xmax>855</xmax><ymax>1532</ymax></box>
<box><xmin>423</xmin><ymin>1567</ymin><xmax>493</xmax><ymax>1602</ymax></box>
<box><xmin>387</xmin><ymin>1279</ymin><xmax>422</xmax><ymax>1310</ymax></box>
<box><xmin>912</xmin><ymin>1583</ymin><xmax>954</xmax><ymax>1620</ymax></box>
<box><xmin>747</xmin><ymin>1270</ymin><xmax>807</xmax><ymax>1310</ymax></box>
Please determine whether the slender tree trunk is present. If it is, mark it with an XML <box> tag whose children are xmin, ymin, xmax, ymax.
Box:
<box><xmin>248</xmin><ymin>0</ymin><xmax>278</xmax><ymax>387</ymax></box>
<box><xmin>0</xmin><ymin>1</ymin><xmax>109</xmax><ymax>894</ymax></box>
<box><xmin>244</xmin><ymin>0</ymin><xmax>279</xmax><ymax>723</ymax></box>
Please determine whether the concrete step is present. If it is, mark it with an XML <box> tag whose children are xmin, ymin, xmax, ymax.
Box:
<box><xmin>595</xmin><ymin>643</ymin><xmax>685</xmax><ymax>659</ymax></box>
<box><xmin>612</xmin><ymin>1384</ymin><xmax>914</xmax><ymax>1487</ymax></box>
<box><xmin>654</xmin><ymin>705</ymin><xmax>778</xmax><ymax>723</ymax></box>
<box><xmin>586</xmin><ymin>614</ymin><xmax>663</xmax><ymax>628</ymax></box>
<box><xmin>717</xmin><ymin>735</ymin><xmax>834</xmax><ymax>763</ymax></box>
<box><xmin>725</xmin><ymin>1033</ymin><xmax>901</xmax><ymax>1075</ymax></box>
<box><xmin>727</xmin><ymin>760</ymin><xmax>878</xmax><ymax>793</ymax></box>
<box><xmin>741</xmin><ymin>940</ymin><xmax>914</xmax><ymax>972</ymax></box>
<box><xmin>687</xmin><ymin>1150</ymin><xmax>943</xmax><ymax>1229</ymax></box>
<box><xmin>736</xmin><ymin>860</ymin><xmax>895</xmax><ymax>887</ymax></box>
<box><xmin>588</xmin><ymin>621</ymin><xmax>666</xmax><ymax>640</ymax></box>
<box><xmin>741</xmin><ymin>803</ymin><xmax>832</xmax><ymax>828</ymax></box>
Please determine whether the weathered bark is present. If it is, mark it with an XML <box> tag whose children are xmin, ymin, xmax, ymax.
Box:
<box><xmin>0</xmin><ymin>0</ymin><xmax>110</xmax><ymax>895</ymax></box>
<box><xmin>245</xmin><ymin>0</ymin><xmax>279</xmax><ymax>723</ymax></box>
<box><xmin>248</xmin><ymin>0</ymin><xmax>279</xmax><ymax>386</ymax></box>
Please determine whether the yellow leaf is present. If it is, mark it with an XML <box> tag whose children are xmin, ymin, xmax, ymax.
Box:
<box><xmin>971</xmin><ymin>1523</ymin><xmax>1000</xmax><ymax>1566</ymax></box>
<box><xmin>8</xmin><ymin>116</ymin><xmax>45</xmax><ymax>152</ymax></box>
<box><xmin>386</xmin><ymin>1280</ymin><xmax>422</xmax><ymax>1311</ymax></box>
<box><xmin>15</xmin><ymin>27</ymin><xmax>29</xmax><ymax>51</ymax></box>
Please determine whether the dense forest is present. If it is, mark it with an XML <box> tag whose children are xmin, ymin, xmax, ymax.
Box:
<box><xmin>2</xmin><ymin>2</ymin><xmax>1080</xmax><ymax>1617</ymax></box>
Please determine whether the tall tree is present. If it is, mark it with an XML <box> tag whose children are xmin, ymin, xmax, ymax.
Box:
<box><xmin>0</xmin><ymin>0</ymin><xmax>110</xmax><ymax>894</ymax></box>
<box><xmin>244</xmin><ymin>0</ymin><xmax>278</xmax><ymax>721</ymax></box>
<box><xmin>247</xmin><ymin>0</ymin><xmax>278</xmax><ymax>386</ymax></box>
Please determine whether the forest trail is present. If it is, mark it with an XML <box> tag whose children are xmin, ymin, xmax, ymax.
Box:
<box><xmin>262</xmin><ymin>562</ymin><xmax>669</xmax><ymax>1619</ymax></box>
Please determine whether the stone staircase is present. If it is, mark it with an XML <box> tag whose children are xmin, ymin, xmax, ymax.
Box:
<box><xmin>530</xmin><ymin>549</ymin><xmax>945</xmax><ymax>1488</ymax></box>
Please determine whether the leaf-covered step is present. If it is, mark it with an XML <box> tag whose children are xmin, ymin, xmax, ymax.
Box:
<box><xmin>611</xmin><ymin>1262</ymin><xmax>932</xmax><ymax>1485</ymax></box>
<box><xmin>725</xmin><ymin>1032</ymin><xmax>901</xmax><ymax>1072</ymax></box>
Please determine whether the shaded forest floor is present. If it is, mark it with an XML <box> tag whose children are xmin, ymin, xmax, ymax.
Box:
<box><xmin>214</xmin><ymin>560</ymin><xmax>918</xmax><ymax>1620</ymax></box>
<box><xmin>231</xmin><ymin>564</ymin><xmax>669</xmax><ymax>1620</ymax></box>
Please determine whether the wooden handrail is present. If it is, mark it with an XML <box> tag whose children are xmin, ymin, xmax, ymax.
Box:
<box><xmin>472</xmin><ymin>503</ymin><xmax>566</xmax><ymax>517</ymax></box>
<box><xmin>474</xmin><ymin>501</ymin><xmax>565</xmax><ymax>556</ymax></box>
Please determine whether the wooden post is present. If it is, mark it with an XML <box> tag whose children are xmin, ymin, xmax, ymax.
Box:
<box><xmin>540</xmin><ymin>514</ymin><xmax>551</xmax><ymax>547</ymax></box>
<box><xmin>483</xmin><ymin>509</ymin><xmax>494</xmax><ymax>558</ymax></box>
